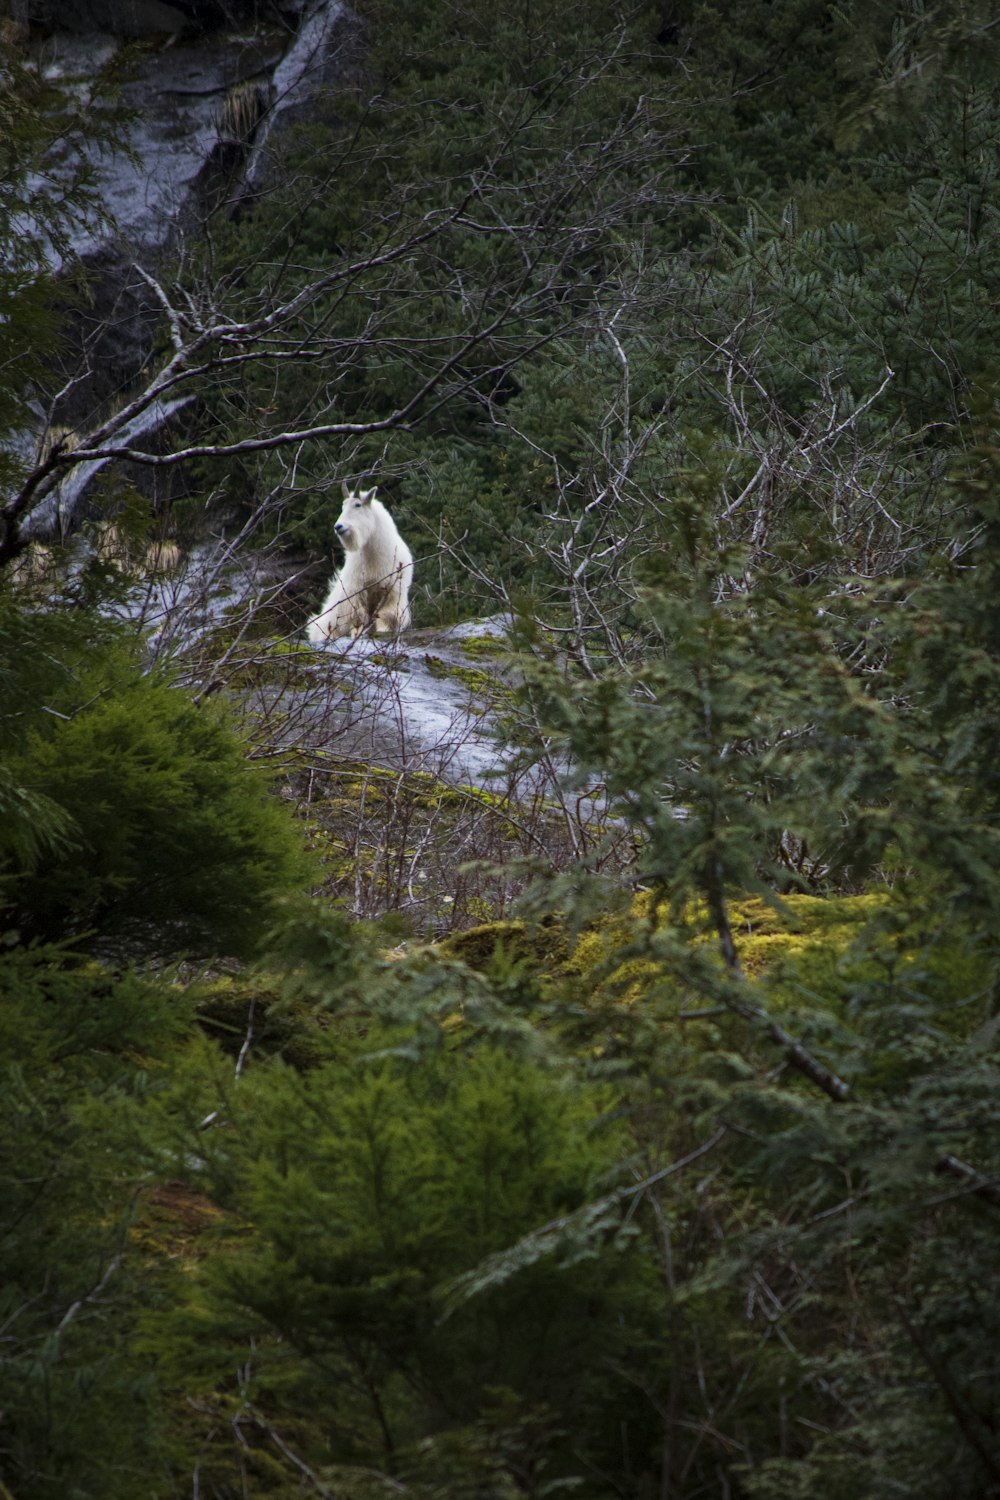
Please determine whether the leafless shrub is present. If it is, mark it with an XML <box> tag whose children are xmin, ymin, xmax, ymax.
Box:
<box><xmin>90</xmin><ymin>518</ymin><xmax>633</xmax><ymax>931</ymax></box>
<box><xmin>233</xmin><ymin>630</ymin><xmax>636</xmax><ymax>931</ymax></box>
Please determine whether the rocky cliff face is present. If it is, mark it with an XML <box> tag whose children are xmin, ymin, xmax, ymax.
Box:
<box><xmin>11</xmin><ymin>0</ymin><xmax>357</xmax><ymax>420</ymax></box>
<box><xmin>8</xmin><ymin>2</ymin><xmax>534</xmax><ymax>794</ymax></box>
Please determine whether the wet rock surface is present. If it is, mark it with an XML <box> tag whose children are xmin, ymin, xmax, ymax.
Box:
<box><xmin>100</xmin><ymin>539</ymin><xmax>520</xmax><ymax>789</ymax></box>
<box><xmin>35</xmin><ymin>22</ymin><xmax>285</xmax><ymax>419</ymax></box>
<box><xmin>297</xmin><ymin>619</ymin><xmax>518</xmax><ymax>787</ymax></box>
<box><xmin>22</xmin><ymin>0</ymin><xmax>355</xmax><ymax>470</ymax></box>
<box><xmin>34</xmin><ymin>6</ymin><xmax>346</xmax><ymax>264</ymax></box>
<box><xmin>12</xmin><ymin>0</ymin><xmax>539</xmax><ymax>801</ymax></box>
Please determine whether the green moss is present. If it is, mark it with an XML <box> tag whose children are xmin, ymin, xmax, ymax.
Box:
<box><xmin>731</xmin><ymin>892</ymin><xmax>888</xmax><ymax>979</ymax></box>
<box><xmin>194</xmin><ymin>974</ymin><xmax>326</xmax><ymax>1070</ymax></box>
<box><xmin>131</xmin><ymin>1181</ymin><xmax>226</xmax><ymax>1263</ymax></box>
<box><xmin>304</xmin><ymin>759</ymin><xmax>526</xmax><ymax>826</ymax></box>
<box><xmin>456</xmin><ymin>633</ymin><xmax>509</xmax><ymax>659</ymax></box>
<box><xmin>564</xmin><ymin>891</ymin><xmax>891</xmax><ymax>1011</ymax></box>
<box><xmin>367</xmin><ymin>649</ymin><xmax>411</xmax><ymax>671</ymax></box>
<box><xmin>440</xmin><ymin>917</ymin><xmax>568</xmax><ymax>973</ymax></box>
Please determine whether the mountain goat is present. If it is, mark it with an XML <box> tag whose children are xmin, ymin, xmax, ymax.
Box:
<box><xmin>306</xmin><ymin>483</ymin><xmax>413</xmax><ymax>643</ymax></box>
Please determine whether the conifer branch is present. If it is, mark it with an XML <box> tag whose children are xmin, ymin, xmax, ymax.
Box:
<box><xmin>894</xmin><ymin>1298</ymin><xmax>1000</xmax><ymax>1487</ymax></box>
<box><xmin>935</xmin><ymin>1153</ymin><xmax>1000</xmax><ymax>1210</ymax></box>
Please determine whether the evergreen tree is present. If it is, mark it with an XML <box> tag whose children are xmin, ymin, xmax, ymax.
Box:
<box><xmin>135</xmin><ymin>984</ymin><xmax>640</xmax><ymax>1496</ymax></box>
<box><xmin>0</xmin><ymin>945</ymin><xmax>190</xmax><ymax>1499</ymax></box>
<box><xmin>2</xmin><ymin>3</ymin><xmax>1000</xmax><ymax>1495</ymax></box>
<box><xmin>0</xmin><ymin>597</ymin><xmax>310</xmax><ymax>961</ymax></box>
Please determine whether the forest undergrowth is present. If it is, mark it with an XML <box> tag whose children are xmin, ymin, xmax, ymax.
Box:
<box><xmin>2</xmin><ymin>2</ymin><xmax>1000</xmax><ymax>1496</ymax></box>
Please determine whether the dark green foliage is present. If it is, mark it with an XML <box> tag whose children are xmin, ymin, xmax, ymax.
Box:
<box><xmin>505</xmin><ymin>415</ymin><xmax>1000</xmax><ymax>1494</ymax></box>
<box><xmin>137</xmin><ymin>1007</ymin><xmax>637</xmax><ymax>1495</ymax></box>
<box><xmin>0</xmin><ymin>594</ymin><xmax>80</xmax><ymax>869</ymax></box>
<box><xmin>898</xmin><ymin>410</ymin><xmax>1000</xmax><ymax>845</ymax></box>
<box><xmin>196</xmin><ymin>0</ymin><xmax>1000</xmax><ymax>624</ymax></box>
<box><xmin>0</xmin><ymin>600</ymin><xmax>311</xmax><ymax>960</ymax></box>
<box><xmin>3</xmin><ymin>1</ymin><xmax>1000</xmax><ymax>1497</ymax></box>
<box><xmin>0</xmin><ymin>943</ymin><xmax>188</xmax><ymax>1500</ymax></box>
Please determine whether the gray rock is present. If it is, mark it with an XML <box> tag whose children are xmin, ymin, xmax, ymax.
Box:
<box><xmin>24</xmin><ymin>2</ymin><xmax>354</xmax><ymax>448</ymax></box>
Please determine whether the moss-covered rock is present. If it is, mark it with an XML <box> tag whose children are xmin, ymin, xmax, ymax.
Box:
<box><xmin>194</xmin><ymin>973</ymin><xmax>326</xmax><ymax>1070</ymax></box>
<box><xmin>564</xmin><ymin>890</ymin><xmax>891</xmax><ymax>1011</ymax></box>
<box><xmin>439</xmin><ymin>916</ymin><xmax>568</xmax><ymax>974</ymax></box>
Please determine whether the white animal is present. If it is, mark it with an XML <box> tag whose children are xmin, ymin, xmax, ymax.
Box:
<box><xmin>306</xmin><ymin>483</ymin><xmax>413</xmax><ymax>644</ymax></box>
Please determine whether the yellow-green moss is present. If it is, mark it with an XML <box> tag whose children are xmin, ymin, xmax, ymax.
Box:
<box><xmin>731</xmin><ymin>892</ymin><xmax>888</xmax><ymax>978</ymax></box>
<box><xmin>564</xmin><ymin>890</ymin><xmax>891</xmax><ymax>1011</ymax></box>
<box><xmin>457</xmin><ymin>633</ymin><xmax>509</xmax><ymax>660</ymax></box>
<box><xmin>560</xmin><ymin>887</ymin><xmax>993</xmax><ymax>1032</ymax></box>
<box><xmin>422</xmin><ymin>653</ymin><xmax>507</xmax><ymax>711</ymax></box>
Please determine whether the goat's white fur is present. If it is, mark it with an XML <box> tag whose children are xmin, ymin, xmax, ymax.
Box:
<box><xmin>306</xmin><ymin>484</ymin><xmax>413</xmax><ymax>643</ymax></box>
